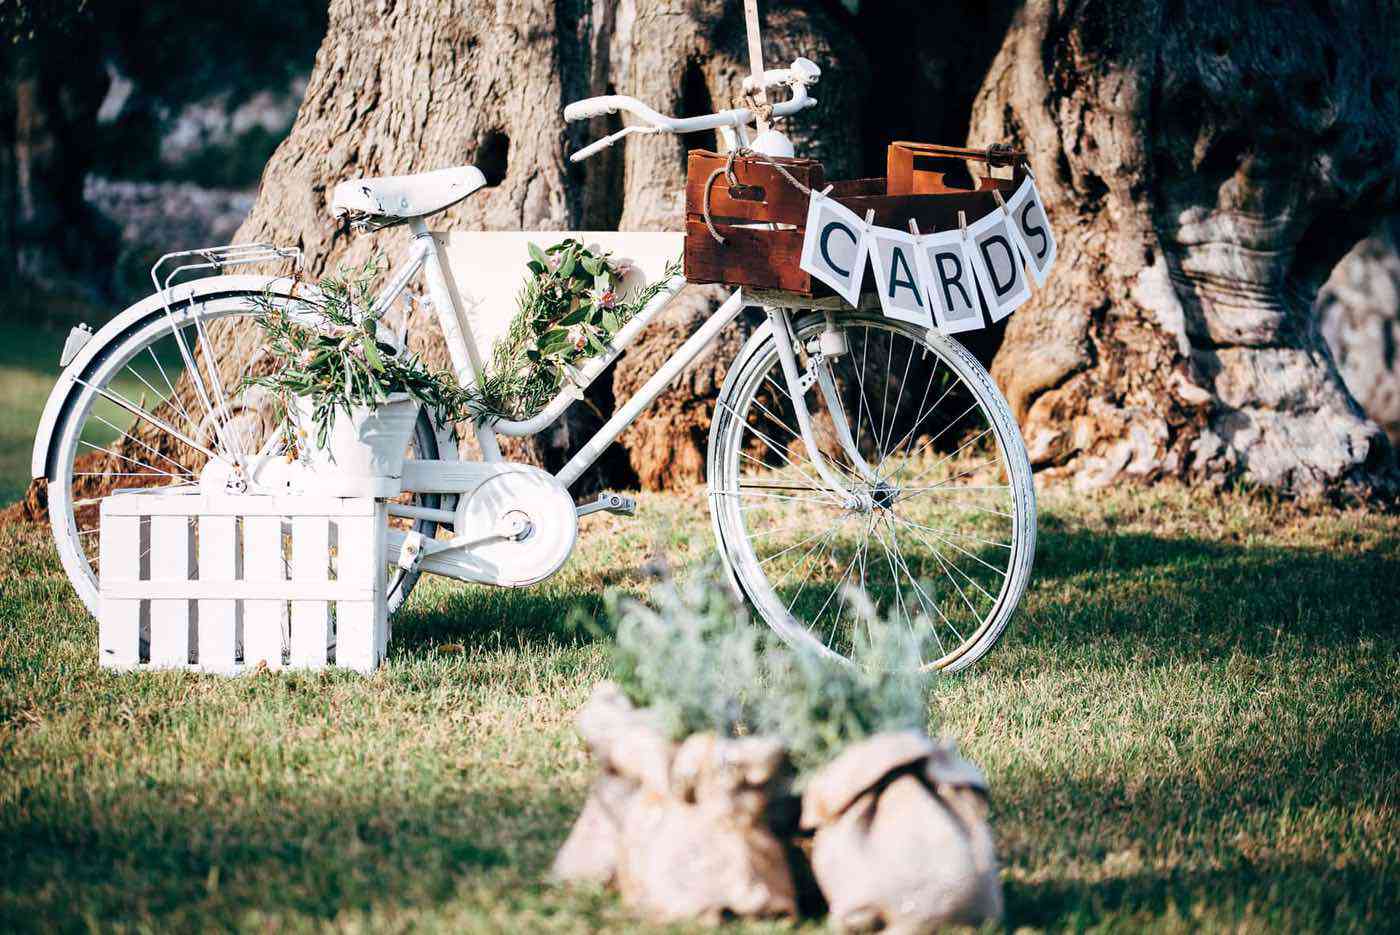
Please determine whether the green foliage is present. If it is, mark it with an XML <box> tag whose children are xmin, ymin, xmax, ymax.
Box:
<box><xmin>606</xmin><ymin>563</ymin><xmax>766</xmax><ymax>740</ymax></box>
<box><xmin>242</xmin><ymin>257</ymin><xmax>467</xmax><ymax>452</ymax></box>
<box><xmin>465</xmin><ymin>240</ymin><xmax>680</xmax><ymax>422</ymax></box>
<box><xmin>607</xmin><ymin>564</ymin><xmax>935</xmax><ymax>780</ymax></box>
<box><xmin>756</xmin><ymin>589</ymin><xmax>934</xmax><ymax>779</ymax></box>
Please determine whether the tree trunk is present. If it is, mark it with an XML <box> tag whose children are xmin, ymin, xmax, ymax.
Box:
<box><xmin>971</xmin><ymin>0</ymin><xmax>1399</xmax><ymax>497</ymax></box>
<box><xmin>1317</xmin><ymin>215</ymin><xmax>1400</xmax><ymax>446</ymax></box>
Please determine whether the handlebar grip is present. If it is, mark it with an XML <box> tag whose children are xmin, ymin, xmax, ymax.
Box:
<box><xmin>564</xmin><ymin>97</ymin><xmax>617</xmax><ymax>122</ymax></box>
<box><xmin>570</xmin><ymin>135</ymin><xmax>618</xmax><ymax>163</ymax></box>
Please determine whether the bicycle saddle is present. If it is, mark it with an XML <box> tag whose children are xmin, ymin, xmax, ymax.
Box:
<box><xmin>331</xmin><ymin>165</ymin><xmax>487</xmax><ymax>225</ymax></box>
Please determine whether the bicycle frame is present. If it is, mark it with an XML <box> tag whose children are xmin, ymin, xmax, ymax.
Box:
<box><xmin>377</xmin><ymin>217</ymin><xmax>865</xmax><ymax>505</ymax></box>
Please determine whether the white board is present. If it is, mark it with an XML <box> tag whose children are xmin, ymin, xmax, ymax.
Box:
<box><xmin>433</xmin><ymin>231</ymin><xmax>684</xmax><ymax>372</ymax></box>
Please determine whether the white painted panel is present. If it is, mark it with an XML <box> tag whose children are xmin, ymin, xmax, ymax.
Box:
<box><xmin>289</xmin><ymin>515</ymin><xmax>330</xmax><ymax>668</ymax></box>
<box><xmin>197</xmin><ymin>514</ymin><xmax>238</xmax><ymax>674</ymax></box>
<box><xmin>148</xmin><ymin>515</ymin><xmax>191</xmax><ymax>668</ymax></box>
<box><xmin>243</xmin><ymin>514</ymin><xmax>286</xmax><ymax>669</ymax></box>
<box><xmin>98</xmin><ymin>510</ymin><xmax>141</xmax><ymax>668</ymax></box>
<box><xmin>334</xmin><ymin>505</ymin><xmax>386</xmax><ymax>673</ymax></box>
<box><xmin>433</xmin><ymin>231</ymin><xmax>684</xmax><ymax>364</ymax></box>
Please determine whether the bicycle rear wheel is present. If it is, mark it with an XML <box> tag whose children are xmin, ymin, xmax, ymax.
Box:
<box><xmin>707</xmin><ymin>311</ymin><xmax>1035</xmax><ymax>671</ymax></box>
<box><xmin>42</xmin><ymin>291</ymin><xmax>441</xmax><ymax>620</ymax></box>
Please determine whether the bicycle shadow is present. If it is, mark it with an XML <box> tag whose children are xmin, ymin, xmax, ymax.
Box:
<box><xmin>392</xmin><ymin>520</ymin><xmax>1399</xmax><ymax>664</ymax></box>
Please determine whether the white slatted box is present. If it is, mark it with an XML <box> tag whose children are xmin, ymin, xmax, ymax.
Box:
<box><xmin>98</xmin><ymin>492</ymin><xmax>388</xmax><ymax>674</ymax></box>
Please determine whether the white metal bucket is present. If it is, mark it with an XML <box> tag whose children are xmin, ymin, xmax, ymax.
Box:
<box><xmin>293</xmin><ymin>394</ymin><xmax>420</xmax><ymax>498</ymax></box>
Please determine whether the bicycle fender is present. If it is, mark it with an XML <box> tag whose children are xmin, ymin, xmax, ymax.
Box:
<box><xmin>31</xmin><ymin>274</ymin><xmax>303</xmax><ymax>481</ymax></box>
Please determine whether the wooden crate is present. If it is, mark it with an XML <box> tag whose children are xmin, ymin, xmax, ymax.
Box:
<box><xmin>98</xmin><ymin>492</ymin><xmax>388</xmax><ymax>674</ymax></box>
<box><xmin>683</xmin><ymin>143</ymin><xmax>1027</xmax><ymax>296</ymax></box>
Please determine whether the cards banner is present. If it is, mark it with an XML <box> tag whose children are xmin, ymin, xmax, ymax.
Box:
<box><xmin>797</xmin><ymin>174</ymin><xmax>1056</xmax><ymax>333</ymax></box>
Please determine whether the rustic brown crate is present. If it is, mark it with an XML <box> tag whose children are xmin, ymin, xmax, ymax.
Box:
<box><xmin>684</xmin><ymin>146</ymin><xmax>1027</xmax><ymax>296</ymax></box>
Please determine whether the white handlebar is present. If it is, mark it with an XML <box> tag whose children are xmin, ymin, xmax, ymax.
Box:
<box><xmin>564</xmin><ymin>57</ymin><xmax>821</xmax><ymax>162</ymax></box>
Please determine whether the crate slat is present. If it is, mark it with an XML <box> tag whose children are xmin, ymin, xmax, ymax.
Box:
<box><xmin>148</xmin><ymin>514</ymin><xmax>191</xmax><ymax>668</ymax></box>
<box><xmin>289</xmin><ymin>515</ymin><xmax>330</xmax><ymax>668</ymax></box>
<box><xmin>335</xmin><ymin>504</ymin><xmax>388</xmax><ymax>674</ymax></box>
<box><xmin>242</xmin><ymin>514</ymin><xmax>287</xmax><ymax>669</ymax></box>
<box><xmin>98</xmin><ymin>509</ymin><xmax>141</xmax><ymax>668</ymax></box>
<box><xmin>198</xmin><ymin>514</ymin><xmax>238</xmax><ymax>674</ymax></box>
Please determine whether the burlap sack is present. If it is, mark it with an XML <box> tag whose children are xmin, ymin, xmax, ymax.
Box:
<box><xmin>616</xmin><ymin>732</ymin><xmax>797</xmax><ymax>923</ymax></box>
<box><xmin>552</xmin><ymin>682</ymin><xmax>797</xmax><ymax>923</ymax></box>
<box><xmin>800</xmin><ymin>732</ymin><xmax>1002</xmax><ymax>933</ymax></box>
<box><xmin>550</xmin><ymin>681</ymin><xmax>674</xmax><ymax>886</ymax></box>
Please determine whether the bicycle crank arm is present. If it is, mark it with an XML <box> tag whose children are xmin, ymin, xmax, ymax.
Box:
<box><xmin>576</xmin><ymin>492</ymin><xmax>636</xmax><ymax>518</ymax></box>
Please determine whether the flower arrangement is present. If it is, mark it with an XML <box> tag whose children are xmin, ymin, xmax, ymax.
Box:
<box><xmin>466</xmin><ymin>239</ymin><xmax>681</xmax><ymax>421</ymax></box>
<box><xmin>244</xmin><ymin>258</ymin><xmax>467</xmax><ymax>453</ymax></box>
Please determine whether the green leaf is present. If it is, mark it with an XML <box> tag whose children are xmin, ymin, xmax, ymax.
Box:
<box><xmin>528</xmin><ymin>242</ymin><xmax>548</xmax><ymax>265</ymax></box>
<box><xmin>559</xmin><ymin>303</ymin><xmax>591</xmax><ymax>326</ymax></box>
<box><xmin>537</xmin><ymin>328</ymin><xmax>570</xmax><ymax>356</ymax></box>
<box><xmin>362</xmin><ymin>340</ymin><xmax>385</xmax><ymax>372</ymax></box>
<box><xmin>602</xmin><ymin>310</ymin><xmax>622</xmax><ymax>334</ymax></box>
<box><xmin>581</xmin><ymin>256</ymin><xmax>603</xmax><ymax>276</ymax></box>
<box><xmin>526</xmin><ymin>260</ymin><xmax>545</xmax><ymax>276</ymax></box>
<box><xmin>559</xmin><ymin>254</ymin><xmax>577</xmax><ymax>278</ymax></box>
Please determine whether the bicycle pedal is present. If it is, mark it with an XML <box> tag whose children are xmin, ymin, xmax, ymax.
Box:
<box><xmin>577</xmin><ymin>492</ymin><xmax>637</xmax><ymax>518</ymax></box>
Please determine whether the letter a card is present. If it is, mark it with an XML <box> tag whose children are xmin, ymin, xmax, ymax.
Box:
<box><xmin>966</xmin><ymin>208</ymin><xmax>1031</xmax><ymax>321</ymax></box>
<box><xmin>868</xmin><ymin>227</ymin><xmax>934</xmax><ymax>328</ymax></box>
<box><xmin>1004</xmin><ymin>175</ymin><xmax>1057</xmax><ymax>287</ymax></box>
<box><xmin>799</xmin><ymin>192</ymin><xmax>870</xmax><ymax>306</ymax></box>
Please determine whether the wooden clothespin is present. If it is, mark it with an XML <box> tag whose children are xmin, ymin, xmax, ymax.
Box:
<box><xmin>993</xmin><ymin>189</ymin><xmax>1014</xmax><ymax>220</ymax></box>
<box><xmin>908</xmin><ymin>218</ymin><xmax>922</xmax><ymax>238</ymax></box>
<box><xmin>958</xmin><ymin>210</ymin><xmax>968</xmax><ymax>235</ymax></box>
<box><xmin>864</xmin><ymin>209</ymin><xmax>876</xmax><ymax>228</ymax></box>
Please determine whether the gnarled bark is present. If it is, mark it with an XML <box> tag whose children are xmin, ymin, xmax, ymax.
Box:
<box><xmin>1317</xmin><ymin>215</ymin><xmax>1400</xmax><ymax>446</ymax></box>
<box><xmin>972</xmin><ymin>0</ymin><xmax>1399</xmax><ymax>497</ymax></box>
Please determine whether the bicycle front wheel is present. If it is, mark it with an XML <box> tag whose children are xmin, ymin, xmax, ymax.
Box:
<box><xmin>707</xmin><ymin>311</ymin><xmax>1036</xmax><ymax>671</ymax></box>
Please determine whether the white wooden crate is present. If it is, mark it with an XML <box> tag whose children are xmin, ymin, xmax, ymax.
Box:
<box><xmin>98</xmin><ymin>492</ymin><xmax>388</xmax><ymax>674</ymax></box>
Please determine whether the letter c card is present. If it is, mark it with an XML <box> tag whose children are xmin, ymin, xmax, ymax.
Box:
<box><xmin>799</xmin><ymin>192</ymin><xmax>871</xmax><ymax>306</ymax></box>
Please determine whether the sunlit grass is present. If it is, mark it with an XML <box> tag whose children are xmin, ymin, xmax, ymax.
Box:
<box><xmin>1</xmin><ymin>316</ymin><xmax>184</xmax><ymax>506</ymax></box>
<box><xmin>1</xmin><ymin>482</ymin><xmax>1396</xmax><ymax>932</ymax></box>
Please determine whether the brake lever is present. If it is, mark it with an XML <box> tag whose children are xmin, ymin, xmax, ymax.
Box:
<box><xmin>569</xmin><ymin>124</ymin><xmax>658</xmax><ymax>163</ymax></box>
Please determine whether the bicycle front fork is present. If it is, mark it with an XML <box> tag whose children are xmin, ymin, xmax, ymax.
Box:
<box><xmin>763</xmin><ymin>306</ymin><xmax>880</xmax><ymax>507</ymax></box>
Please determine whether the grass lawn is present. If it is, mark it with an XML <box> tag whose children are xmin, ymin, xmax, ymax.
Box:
<box><xmin>0</xmin><ymin>319</ymin><xmax>72</xmax><ymax>506</ymax></box>
<box><xmin>1</xmin><ymin>483</ymin><xmax>1396</xmax><ymax>932</ymax></box>
<box><xmin>0</xmin><ymin>309</ymin><xmax>186</xmax><ymax>508</ymax></box>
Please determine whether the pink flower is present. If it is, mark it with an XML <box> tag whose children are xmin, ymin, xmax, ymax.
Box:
<box><xmin>567</xmin><ymin>326</ymin><xmax>587</xmax><ymax>352</ymax></box>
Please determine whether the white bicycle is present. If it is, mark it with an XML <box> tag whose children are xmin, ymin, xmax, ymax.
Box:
<box><xmin>31</xmin><ymin>57</ymin><xmax>1035</xmax><ymax>671</ymax></box>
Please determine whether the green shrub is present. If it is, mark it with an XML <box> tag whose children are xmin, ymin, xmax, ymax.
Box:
<box><xmin>606</xmin><ymin>564</ymin><xmax>937</xmax><ymax>782</ymax></box>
